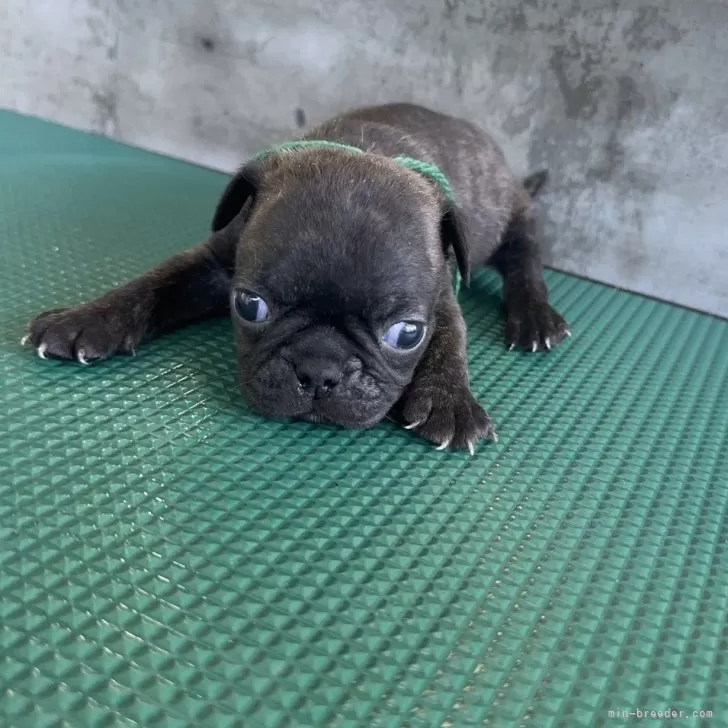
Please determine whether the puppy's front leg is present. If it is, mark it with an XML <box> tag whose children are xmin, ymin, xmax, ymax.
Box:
<box><xmin>395</xmin><ymin>286</ymin><xmax>497</xmax><ymax>453</ymax></box>
<box><xmin>24</xmin><ymin>235</ymin><xmax>233</xmax><ymax>363</ymax></box>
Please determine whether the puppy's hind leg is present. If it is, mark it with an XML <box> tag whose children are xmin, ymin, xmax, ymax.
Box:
<box><xmin>489</xmin><ymin>195</ymin><xmax>570</xmax><ymax>352</ymax></box>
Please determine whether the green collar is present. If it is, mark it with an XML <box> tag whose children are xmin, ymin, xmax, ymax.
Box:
<box><xmin>251</xmin><ymin>140</ymin><xmax>461</xmax><ymax>297</ymax></box>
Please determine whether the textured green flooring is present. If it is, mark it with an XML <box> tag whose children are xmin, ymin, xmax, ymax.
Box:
<box><xmin>1</xmin><ymin>111</ymin><xmax>727</xmax><ymax>728</ymax></box>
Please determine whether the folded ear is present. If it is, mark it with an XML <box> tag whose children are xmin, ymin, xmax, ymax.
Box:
<box><xmin>211</xmin><ymin>161</ymin><xmax>262</xmax><ymax>232</ymax></box>
<box><xmin>440</xmin><ymin>202</ymin><xmax>471</xmax><ymax>286</ymax></box>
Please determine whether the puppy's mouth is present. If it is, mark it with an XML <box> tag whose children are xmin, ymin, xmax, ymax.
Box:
<box><xmin>294</xmin><ymin>403</ymin><xmax>385</xmax><ymax>430</ymax></box>
<box><xmin>245</xmin><ymin>384</ymin><xmax>392</xmax><ymax>430</ymax></box>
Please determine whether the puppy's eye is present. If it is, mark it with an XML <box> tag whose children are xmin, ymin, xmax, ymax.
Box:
<box><xmin>382</xmin><ymin>321</ymin><xmax>425</xmax><ymax>350</ymax></box>
<box><xmin>234</xmin><ymin>290</ymin><xmax>269</xmax><ymax>322</ymax></box>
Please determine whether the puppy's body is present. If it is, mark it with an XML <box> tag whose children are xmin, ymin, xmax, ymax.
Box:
<box><xmin>306</xmin><ymin>103</ymin><xmax>519</xmax><ymax>268</ymax></box>
<box><xmin>25</xmin><ymin>103</ymin><xmax>568</xmax><ymax>451</ymax></box>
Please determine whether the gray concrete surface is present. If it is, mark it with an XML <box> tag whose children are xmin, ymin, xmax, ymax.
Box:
<box><xmin>2</xmin><ymin>0</ymin><xmax>726</xmax><ymax>317</ymax></box>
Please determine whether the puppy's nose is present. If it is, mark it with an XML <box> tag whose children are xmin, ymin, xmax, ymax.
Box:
<box><xmin>294</xmin><ymin>358</ymin><xmax>343</xmax><ymax>397</ymax></box>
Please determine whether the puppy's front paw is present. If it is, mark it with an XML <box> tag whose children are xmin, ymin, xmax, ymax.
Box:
<box><xmin>506</xmin><ymin>300</ymin><xmax>570</xmax><ymax>352</ymax></box>
<box><xmin>23</xmin><ymin>305</ymin><xmax>138</xmax><ymax>364</ymax></box>
<box><xmin>398</xmin><ymin>381</ymin><xmax>497</xmax><ymax>454</ymax></box>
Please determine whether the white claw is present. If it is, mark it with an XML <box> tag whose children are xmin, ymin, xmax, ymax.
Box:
<box><xmin>492</xmin><ymin>430</ymin><xmax>499</xmax><ymax>443</ymax></box>
<box><xmin>435</xmin><ymin>438</ymin><xmax>452</xmax><ymax>451</ymax></box>
<box><xmin>508</xmin><ymin>342</ymin><xmax>515</xmax><ymax>351</ymax></box>
<box><xmin>545</xmin><ymin>337</ymin><xmax>551</xmax><ymax>350</ymax></box>
<box><xmin>77</xmin><ymin>350</ymin><xmax>89</xmax><ymax>365</ymax></box>
<box><xmin>404</xmin><ymin>420</ymin><xmax>422</xmax><ymax>430</ymax></box>
<box><xmin>532</xmin><ymin>341</ymin><xmax>538</xmax><ymax>353</ymax></box>
<box><xmin>37</xmin><ymin>343</ymin><xmax>48</xmax><ymax>360</ymax></box>
<box><xmin>467</xmin><ymin>440</ymin><xmax>476</xmax><ymax>457</ymax></box>
<box><xmin>21</xmin><ymin>334</ymin><xmax>31</xmax><ymax>346</ymax></box>
<box><xmin>565</xmin><ymin>330</ymin><xmax>572</xmax><ymax>338</ymax></box>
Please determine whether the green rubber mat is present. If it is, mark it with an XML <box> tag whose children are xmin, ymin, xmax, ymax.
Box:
<box><xmin>1</xmin><ymin>111</ymin><xmax>727</xmax><ymax>728</ymax></box>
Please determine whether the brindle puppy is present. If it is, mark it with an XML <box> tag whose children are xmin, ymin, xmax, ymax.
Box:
<box><xmin>24</xmin><ymin>103</ymin><xmax>569</xmax><ymax>452</ymax></box>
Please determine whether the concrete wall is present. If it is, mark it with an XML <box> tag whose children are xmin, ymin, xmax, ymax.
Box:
<box><xmin>2</xmin><ymin>0</ymin><xmax>726</xmax><ymax>318</ymax></box>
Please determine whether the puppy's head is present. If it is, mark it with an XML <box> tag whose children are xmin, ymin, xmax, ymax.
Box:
<box><xmin>212</xmin><ymin>148</ymin><xmax>468</xmax><ymax>429</ymax></box>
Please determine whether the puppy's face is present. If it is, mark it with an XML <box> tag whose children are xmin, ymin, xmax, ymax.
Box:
<box><xmin>212</xmin><ymin>151</ymin><xmax>468</xmax><ymax>428</ymax></box>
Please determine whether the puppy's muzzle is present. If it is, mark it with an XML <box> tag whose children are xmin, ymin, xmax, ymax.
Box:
<box><xmin>240</xmin><ymin>325</ymin><xmax>396</xmax><ymax>429</ymax></box>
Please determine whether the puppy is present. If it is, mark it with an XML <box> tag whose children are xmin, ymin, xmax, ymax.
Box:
<box><xmin>24</xmin><ymin>103</ymin><xmax>569</xmax><ymax>452</ymax></box>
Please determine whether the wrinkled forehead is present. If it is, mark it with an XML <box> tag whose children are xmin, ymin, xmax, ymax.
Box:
<box><xmin>242</xmin><ymin>228</ymin><xmax>443</xmax><ymax>319</ymax></box>
<box><xmin>237</xmin><ymin>174</ymin><xmax>445</xmax><ymax>312</ymax></box>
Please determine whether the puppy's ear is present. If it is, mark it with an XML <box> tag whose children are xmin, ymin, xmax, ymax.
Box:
<box><xmin>211</xmin><ymin>161</ymin><xmax>262</xmax><ymax>232</ymax></box>
<box><xmin>441</xmin><ymin>202</ymin><xmax>471</xmax><ymax>286</ymax></box>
